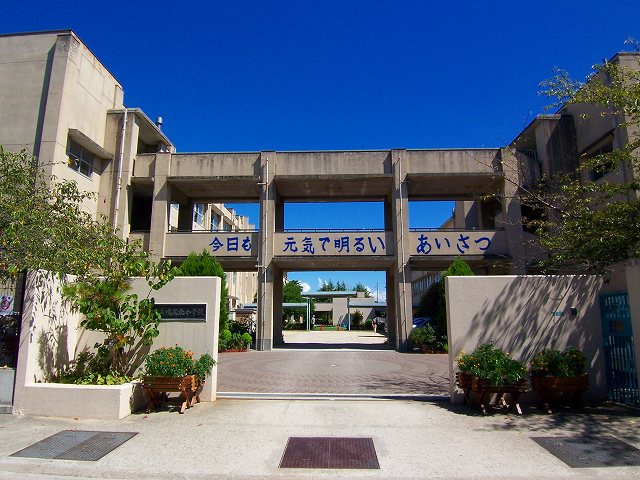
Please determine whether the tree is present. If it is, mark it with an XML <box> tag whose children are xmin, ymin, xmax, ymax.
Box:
<box><xmin>416</xmin><ymin>281</ymin><xmax>441</xmax><ymax>318</ymax></box>
<box><xmin>0</xmin><ymin>148</ymin><xmax>121</xmax><ymax>277</ymax></box>
<box><xmin>62</xmin><ymin>244</ymin><xmax>175</xmax><ymax>377</ymax></box>
<box><xmin>436</xmin><ymin>258</ymin><xmax>474</xmax><ymax>336</ymax></box>
<box><xmin>283</xmin><ymin>279</ymin><xmax>307</xmax><ymax>320</ymax></box>
<box><xmin>354</xmin><ymin>282</ymin><xmax>372</xmax><ymax>297</ymax></box>
<box><xmin>513</xmin><ymin>49</ymin><xmax>640</xmax><ymax>274</ymax></box>
<box><xmin>316</xmin><ymin>279</ymin><xmax>335</xmax><ymax>302</ymax></box>
<box><xmin>176</xmin><ymin>250</ymin><xmax>229</xmax><ymax>332</ymax></box>
<box><xmin>0</xmin><ymin>147</ymin><xmax>176</xmax><ymax>380</ymax></box>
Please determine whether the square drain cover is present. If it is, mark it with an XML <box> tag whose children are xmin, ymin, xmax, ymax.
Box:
<box><xmin>532</xmin><ymin>435</ymin><xmax>640</xmax><ymax>468</ymax></box>
<box><xmin>279</xmin><ymin>437</ymin><xmax>379</xmax><ymax>469</ymax></box>
<box><xmin>12</xmin><ymin>430</ymin><xmax>137</xmax><ymax>461</ymax></box>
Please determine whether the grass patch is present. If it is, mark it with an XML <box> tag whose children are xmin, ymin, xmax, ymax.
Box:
<box><xmin>312</xmin><ymin>325</ymin><xmax>343</xmax><ymax>331</ymax></box>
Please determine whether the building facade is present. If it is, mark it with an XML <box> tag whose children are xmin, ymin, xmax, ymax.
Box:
<box><xmin>1</xmin><ymin>30</ymin><xmax>638</xmax><ymax>352</ymax></box>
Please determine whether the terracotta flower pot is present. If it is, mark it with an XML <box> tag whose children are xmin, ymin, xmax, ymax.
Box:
<box><xmin>531</xmin><ymin>373</ymin><xmax>588</xmax><ymax>392</ymax></box>
<box><xmin>531</xmin><ymin>373</ymin><xmax>588</xmax><ymax>412</ymax></box>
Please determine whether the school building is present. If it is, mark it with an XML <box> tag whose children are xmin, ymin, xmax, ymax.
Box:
<box><xmin>0</xmin><ymin>30</ymin><xmax>638</xmax><ymax>357</ymax></box>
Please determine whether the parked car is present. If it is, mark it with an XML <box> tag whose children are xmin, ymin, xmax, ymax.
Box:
<box><xmin>412</xmin><ymin>316</ymin><xmax>433</xmax><ymax>328</ymax></box>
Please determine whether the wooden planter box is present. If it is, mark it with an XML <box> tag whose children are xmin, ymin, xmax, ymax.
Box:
<box><xmin>531</xmin><ymin>373</ymin><xmax>588</xmax><ymax>412</ymax></box>
<box><xmin>142</xmin><ymin>375</ymin><xmax>202</xmax><ymax>414</ymax></box>
<box><xmin>456</xmin><ymin>372</ymin><xmax>527</xmax><ymax>414</ymax></box>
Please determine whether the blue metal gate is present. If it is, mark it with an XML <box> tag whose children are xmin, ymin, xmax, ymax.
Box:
<box><xmin>600</xmin><ymin>292</ymin><xmax>639</xmax><ymax>407</ymax></box>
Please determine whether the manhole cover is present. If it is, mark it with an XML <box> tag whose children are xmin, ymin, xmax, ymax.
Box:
<box><xmin>531</xmin><ymin>435</ymin><xmax>640</xmax><ymax>468</ymax></box>
<box><xmin>279</xmin><ymin>437</ymin><xmax>379</xmax><ymax>469</ymax></box>
<box><xmin>12</xmin><ymin>430</ymin><xmax>137</xmax><ymax>461</ymax></box>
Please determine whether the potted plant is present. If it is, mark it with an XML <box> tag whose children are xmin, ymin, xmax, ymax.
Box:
<box><xmin>456</xmin><ymin>344</ymin><xmax>528</xmax><ymax>413</ymax></box>
<box><xmin>142</xmin><ymin>346</ymin><xmax>215</xmax><ymax>413</ymax></box>
<box><xmin>530</xmin><ymin>346</ymin><xmax>588</xmax><ymax>411</ymax></box>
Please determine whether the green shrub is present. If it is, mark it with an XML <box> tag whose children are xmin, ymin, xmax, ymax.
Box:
<box><xmin>436</xmin><ymin>258</ymin><xmax>474</xmax><ymax>337</ymax></box>
<box><xmin>219</xmin><ymin>330</ymin><xmax>254</xmax><ymax>350</ymax></box>
<box><xmin>530</xmin><ymin>346</ymin><xmax>585</xmax><ymax>377</ymax></box>
<box><xmin>142</xmin><ymin>346</ymin><xmax>215</xmax><ymax>383</ymax></box>
<box><xmin>409</xmin><ymin>325</ymin><xmax>440</xmax><ymax>351</ymax></box>
<box><xmin>241</xmin><ymin>332</ymin><xmax>253</xmax><ymax>347</ymax></box>
<box><xmin>363</xmin><ymin>319</ymin><xmax>373</xmax><ymax>330</ymax></box>
<box><xmin>58</xmin><ymin>351</ymin><xmax>132</xmax><ymax>385</ymax></box>
<box><xmin>456</xmin><ymin>344</ymin><xmax>526</xmax><ymax>387</ymax></box>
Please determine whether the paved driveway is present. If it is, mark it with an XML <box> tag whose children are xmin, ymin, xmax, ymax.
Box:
<box><xmin>217</xmin><ymin>331</ymin><xmax>450</xmax><ymax>396</ymax></box>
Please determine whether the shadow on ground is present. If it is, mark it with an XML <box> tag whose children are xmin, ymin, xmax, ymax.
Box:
<box><xmin>434</xmin><ymin>401</ymin><xmax>640</xmax><ymax>444</ymax></box>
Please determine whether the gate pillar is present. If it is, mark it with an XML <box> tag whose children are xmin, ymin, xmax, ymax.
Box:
<box><xmin>256</xmin><ymin>151</ymin><xmax>276</xmax><ymax>351</ymax></box>
<box><xmin>390</xmin><ymin>149</ymin><xmax>413</xmax><ymax>351</ymax></box>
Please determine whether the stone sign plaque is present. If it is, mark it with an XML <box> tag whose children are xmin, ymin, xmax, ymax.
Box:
<box><xmin>155</xmin><ymin>303</ymin><xmax>207</xmax><ymax>322</ymax></box>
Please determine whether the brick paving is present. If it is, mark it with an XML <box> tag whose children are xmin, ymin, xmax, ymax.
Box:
<box><xmin>217</xmin><ymin>331</ymin><xmax>450</xmax><ymax>396</ymax></box>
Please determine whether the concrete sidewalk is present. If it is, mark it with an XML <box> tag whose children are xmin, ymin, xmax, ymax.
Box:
<box><xmin>0</xmin><ymin>398</ymin><xmax>639</xmax><ymax>479</ymax></box>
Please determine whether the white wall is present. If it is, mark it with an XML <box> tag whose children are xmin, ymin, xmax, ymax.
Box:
<box><xmin>128</xmin><ymin>276</ymin><xmax>220</xmax><ymax>401</ymax></box>
<box><xmin>13</xmin><ymin>271</ymin><xmax>221</xmax><ymax>416</ymax></box>
<box><xmin>13</xmin><ymin>271</ymin><xmax>82</xmax><ymax>414</ymax></box>
<box><xmin>446</xmin><ymin>275</ymin><xmax>606</xmax><ymax>403</ymax></box>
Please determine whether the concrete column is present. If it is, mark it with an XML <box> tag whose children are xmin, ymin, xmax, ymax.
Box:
<box><xmin>390</xmin><ymin>149</ymin><xmax>413</xmax><ymax>351</ymax></box>
<box><xmin>256</xmin><ymin>151</ymin><xmax>276</xmax><ymax>351</ymax></box>
<box><xmin>453</xmin><ymin>200</ymin><xmax>466</xmax><ymax>229</ymax></box>
<box><xmin>499</xmin><ymin>148</ymin><xmax>526</xmax><ymax>274</ymax></box>
<box><xmin>148</xmin><ymin>152</ymin><xmax>172</xmax><ymax>261</ymax></box>
<box><xmin>273</xmin><ymin>266</ymin><xmax>284</xmax><ymax>345</ymax></box>
<box><xmin>625</xmin><ymin>261</ymin><xmax>640</xmax><ymax>396</ymax></box>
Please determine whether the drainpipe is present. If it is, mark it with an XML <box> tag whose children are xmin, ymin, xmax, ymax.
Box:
<box><xmin>112</xmin><ymin>109</ymin><xmax>128</xmax><ymax>232</ymax></box>
<box><xmin>397</xmin><ymin>154</ymin><xmax>408</xmax><ymax>345</ymax></box>
<box><xmin>258</xmin><ymin>156</ymin><xmax>269</xmax><ymax>348</ymax></box>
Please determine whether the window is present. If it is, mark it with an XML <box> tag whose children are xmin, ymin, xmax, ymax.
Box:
<box><xmin>211</xmin><ymin>213</ymin><xmax>221</xmax><ymax>231</ymax></box>
<box><xmin>193</xmin><ymin>204</ymin><xmax>205</xmax><ymax>226</ymax></box>
<box><xmin>584</xmin><ymin>140</ymin><xmax>615</xmax><ymax>182</ymax></box>
<box><xmin>67</xmin><ymin>138</ymin><xmax>94</xmax><ymax>177</ymax></box>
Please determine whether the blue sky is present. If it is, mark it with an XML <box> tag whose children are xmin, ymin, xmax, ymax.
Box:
<box><xmin>3</xmin><ymin>1</ymin><xmax>639</xmax><ymax>297</ymax></box>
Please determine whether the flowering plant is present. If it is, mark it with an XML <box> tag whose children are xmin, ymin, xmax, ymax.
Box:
<box><xmin>456</xmin><ymin>343</ymin><xmax>527</xmax><ymax>387</ymax></box>
<box><xmin>530</xmin><ymin>346</ymin><xmax>585</xmax><ymax>378</ymax></box>
<box><xmin>142</xmin><ymin>346</ymin><xmax>215</xmax><ymax>383</ymax></box>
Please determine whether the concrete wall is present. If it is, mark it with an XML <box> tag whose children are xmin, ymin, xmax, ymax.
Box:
<box><xmin>0</xmin><ymin>31</ymin><xmax>125</xmax><ymax>220</ymax></box>
<box><xmin>404</xmin><ymin>149</ymin><xmax>499</xmax><ymax>175</ymax></box>
<box><xmin>13</xmin><ymin>270</ymin><xmax>83</xmax><ymax>414</ymax></box>
<box><xmin>13</xmin><ymin>271</ymin><xmax>221</xmax><ymax>417</ymax></box>
<box><xmin>127</xmin><ymin>276</ymin><xmax>221</xmax><ymax>401</ymax></box>
<box><xmin>0</xmin><ymin>32</ymin><xmax>59</xmax><ymax>152</ymax></box>
<box><xmin>164</xmin><ymin>232</ymin><xmax>259</xmax><ymax>258</ymax></box>
<box><xmin>446</xmin><ymin>275</ymin><xmax>607</xmax><ymax>403</ymax></box>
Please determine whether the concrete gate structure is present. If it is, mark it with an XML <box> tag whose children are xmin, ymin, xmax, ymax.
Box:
<box><xmin>126</xmin><ymin>149</ymin><xmax>527</xmax><ymax>351</ymax></box>
<box><xmin>0</xmin><ymin>31</ymin><xmax>550</xmax><ymax>354</ymax></box>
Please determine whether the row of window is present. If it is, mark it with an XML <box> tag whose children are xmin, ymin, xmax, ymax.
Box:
<box><xmin>209</xmin><ymin>211</ymin><xmax>232</xmax><ymax>231</ymax></box>
<box><xmin>190</xmin><ymin>205</ymin><xmax>233</xmax><ymax>231</ymax></box>
<box><xmin>412</xmin><ymin>273</ymin><xmax>441</xmax><ymax>295</ymax></box>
